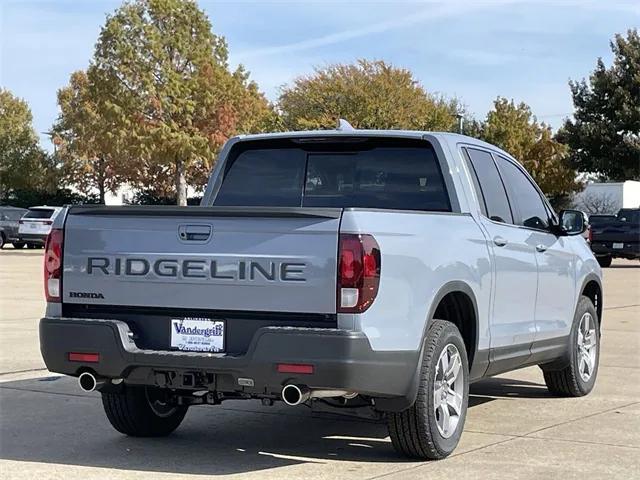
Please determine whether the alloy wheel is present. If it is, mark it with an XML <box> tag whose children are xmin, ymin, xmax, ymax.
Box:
<box><xmin>577</xmin><ymin>312</ymin><xmax>597</xmax><ymax>382</ymax></box>
<box><xmin>433</xmin><ymin>343</ymin><xmax>464</xmax><ymax>438</ymax></box>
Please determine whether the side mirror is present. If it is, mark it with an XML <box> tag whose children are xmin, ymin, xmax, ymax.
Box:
<box><xmin>558</xmin><ymin>210</ymin><xmax>587</xmax><ymax>236</ymax></box>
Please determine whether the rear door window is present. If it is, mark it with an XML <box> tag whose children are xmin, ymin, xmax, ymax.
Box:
<box><xmin>494</xmin><ymin>155</ymin><xmax>550</xmax><ymax>230</ymax></box>
<box><xmin>463</xmin><ymin>148</ymin><xmax>513</xmax><ymax>224</ymax></box>
<box><xmin>215</xmin><ymin>139</ymin><xmax>451</xmax><ymax>212</ymax></box>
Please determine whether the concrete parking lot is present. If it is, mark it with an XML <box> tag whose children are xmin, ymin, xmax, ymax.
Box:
<box><xmin>0</xmin><ymin>248</ymin><xmax>638</xmax><ymax>479</ymax></box>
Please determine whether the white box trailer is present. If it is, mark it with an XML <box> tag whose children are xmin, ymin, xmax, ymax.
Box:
<box><xmin>574</xmin><ymin>180</ymin><xmax>640</xmax><ymax>214</ymax></box>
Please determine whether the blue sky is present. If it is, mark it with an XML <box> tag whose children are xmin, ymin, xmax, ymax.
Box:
<box><xmin>1</xmin><ymin>0</ymin><xmax>638</xmax><ymax>150</ymax></box>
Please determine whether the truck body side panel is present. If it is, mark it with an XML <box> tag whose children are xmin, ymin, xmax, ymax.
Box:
<box><xmin>339</xmin><ymin>209</ymin><xmax>492</xmax><ymax>353</ymax></box>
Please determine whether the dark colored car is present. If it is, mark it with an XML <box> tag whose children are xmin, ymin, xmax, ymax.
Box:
<box><xmin>0</xmin><ymin>206</ymin><xmax>28</xmax><ymax>249</ymax></box>
<box><xmin>589</xmin><ymin>209</ymin><xmax>640</xmax><ymax>267</ymax></box>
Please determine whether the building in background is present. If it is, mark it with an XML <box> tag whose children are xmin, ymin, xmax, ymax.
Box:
<box><xmin>573</xmin><ymin>180</ymin><xmax>640</xmax><ymax>214</ymax></box>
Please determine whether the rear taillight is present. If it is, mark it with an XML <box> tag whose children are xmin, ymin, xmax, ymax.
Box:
<box><xmin>337</xmin><ymin>233</ymin><xmax>381</xmax><ymax>313</ymax></box>
<box><xmin>68</xmin><ymin>352</ymin><xmax>99</xmax><ymax>363</ymax></box>
<box><xmin>44</xmin><ymin>229</ymin><xmax>63</xmax><ymax>302</ymax></box>
<box><xmin>587</xmin><ymin>226</ymin><xmax>593</xmax><ymax>243</ymax></box>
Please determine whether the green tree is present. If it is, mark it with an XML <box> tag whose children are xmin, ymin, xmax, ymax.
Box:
<box><xmin>481</xmin><ymin>97</ymin><xmax>581</xmax><ymax>204</ymax></box>
<box><xmin>278</xmin><ymin>59</ymin><xmax>461</xmax><ymax>131</ymax></box>
<box><xmin>0</xmin><ymin>89</ymin><xmax>53</xmax><ymax>199</ymax></box>
<box><xmin>89</xmin><ymin>0</ymin><xmax>277</xmax><ymax>205</ymax></box>
<box><xmin>53</xmin><ymin>71</ymin><xmax>123</xmax><ymax>204</ymax></box>
<box><xmin>558</xmin><ymin>29</ymin><xmax>640</xmax><ymax>180</ymax></box>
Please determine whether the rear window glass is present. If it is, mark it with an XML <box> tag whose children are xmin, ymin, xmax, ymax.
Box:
<box><xmin>24</xmin><ymin>209</ymin><xmax>55</xmax><ymax>219</ymax></box>
<box><xmin>214</xmin><ymin>139</ymin><xmax>451</xmax><ymax>211</ymax></box>
<box><xmin>214</xmin><ymin>149</ymin><xmax>306</xmax><ymax>207</ymax></box>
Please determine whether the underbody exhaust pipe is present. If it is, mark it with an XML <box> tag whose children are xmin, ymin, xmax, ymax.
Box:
<box><xmin>78</xmin><ymin>371</ymin><xmax>105</xmax><ymax>393</ymax></box>
<box><xmin>281</xmin><ymin>384</ymin><xmax>356</xmax><ymax>406</ymax></box>
<box><xmin>281</xmin><ymin>384</ymin><xmax>311</xmax><ymax>406</ymax></box>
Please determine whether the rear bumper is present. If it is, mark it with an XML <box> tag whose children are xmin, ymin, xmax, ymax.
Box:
<box><xmin>40</xmin><ymin>317</ymin><xmax>419</xmax><ymax>407</ymax></box>
<box><xmin>591</xmin><ymin>242</ymin><xmax>640</xmax><ymax>258</ymax></box>
<box><xmin>18</xmin><ymin>233</ymin><xmax>47</xmax><ymax>244</ymax></box>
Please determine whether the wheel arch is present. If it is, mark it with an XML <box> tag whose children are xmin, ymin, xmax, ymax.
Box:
<box><xmin>427</xmin><ymin>281</ymin><xmax>479</xmax><ymax>371</ymax></box>
<box><xmin>580</xmin><ymin>273</ymin><xmax>603</xmax><ymax>329</ymax></box>
<box><xmin>376</xmin><ymin>281</ymin><xmax>480</xmax><ymax>413</ymax></box>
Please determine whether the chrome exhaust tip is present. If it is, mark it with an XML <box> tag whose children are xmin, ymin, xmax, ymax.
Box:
<box><xmin>78</xmin><ymin>372</ymin><xmax>104</xmax><ymax>393</ymax></box>
<box><xmin>281</xmin><ymin>384</ymin><xmax>310</xmax><ymax>406</ymax></box>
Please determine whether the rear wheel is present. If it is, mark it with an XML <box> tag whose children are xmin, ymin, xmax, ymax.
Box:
<box><xmin>102</xmin><ymin>385</ymin><xmax>189</xmax><ymax>437</ymax></box>
<box><xmin>542</xmin><ymin>296</ymin><xmax>599</xmax><ymax>397</ymax></box>
<box><xmin>12</xmin><ymin>242</ymin><xmax>25</xmax><ymax>249</ymax></box>
<box><xmin>387</xmin><ymin>319</ymin><xmax>469</xmax><ymax>460</ymax></box>
<box><xmin>27</xmin><ymin>243</ymin><xmax>39</xmax><ymax>249</ymax></box>
<box><xmin>596</xmin><ymin>255</ymin><xmax>612</xmax><ymax>268</ymax></box>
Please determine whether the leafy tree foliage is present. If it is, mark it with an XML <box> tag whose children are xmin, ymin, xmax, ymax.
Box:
<box><xmin>0</xmin><ymin>89</ymin><xmax>56</xmax><ymax>199</ymax></box>
<box><xmin>88</xmin><ymin>0</ymin><xmax>277</xmax><ymax>205</ymax></box>
<box><xmin>53</xmin><ymin>71</ymin><xmax>123</xmax><ymax>203</ymax></box>
<box><xmin>278</xmin><ymin>60</ymin><xmax>461</xmax><ymax>131</ymax></box>
<box><xmin>128</xmin><ymin>188</ymin><xmax>201</xmax><ymax>205</ymax></box>
<box><xmin>558</xmin><ymin>29</ymin><xmax>640</xmax><ymax>181</ymax></box>
<box><xmin>3</xmin><ymin>188</ymin><xmax>100</xmax><ymax>209</ymax></box>
<box><xmin>481</xmin><ymin>97</ymin><xmax>581</xmax><ymax>204</ymax></box>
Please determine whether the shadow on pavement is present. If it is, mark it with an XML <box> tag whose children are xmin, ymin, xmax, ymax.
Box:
<box><xmin>0</xmin><ymin>249</ymin><xmax>43</xmax><ymax>257</ymax></box>
<box><xmin>0</xmin><ymin>374</ymin><xmax>543</xmax><ymax>475</ymax></box>
<box><xmin>471</xmin><ymin>376</ymin><xmax>551</xmax><ymax>399</ymax></box>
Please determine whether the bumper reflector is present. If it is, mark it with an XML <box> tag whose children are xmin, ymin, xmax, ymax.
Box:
<box><xmin>277</xmin><ymin>363</ymin><xmax>314</xmax><ymax>374</ymax></box>
<box><xmin>68</xmin><ymin>352</ymin><xmax>100</xmax><ymax>363</ymax></box>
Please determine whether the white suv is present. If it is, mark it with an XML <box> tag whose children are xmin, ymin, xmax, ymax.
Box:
<box><xmin>18</xmin><ymin>206</ymin><xmax>62</xmax><ymax>247</ymax></box>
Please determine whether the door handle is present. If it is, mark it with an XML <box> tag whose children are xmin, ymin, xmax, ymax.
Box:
<box><xmin>493</xmin><ymin>236</ymin><xmax>508</xmax><ymax>247</ymax></box>
<box><xmin>536</xmin><ymin>244</ymin><xmax>548</xmax><ymax>253</ymax></box>
<box><xmin>178</xmin><ymin>224</ymin><xmax>212</xmax><ymax>242</ymax></box>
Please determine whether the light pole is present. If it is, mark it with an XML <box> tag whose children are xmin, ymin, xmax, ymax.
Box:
<box><xmin>41</xmin><ymin>131</ymin><xmax>57</xmax><ymax>155</ymax></box>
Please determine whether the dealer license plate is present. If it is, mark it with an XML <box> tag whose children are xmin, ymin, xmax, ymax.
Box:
<box><xmin>170</xmin><ymin>317</ymin><xmax>224</xmax><ymax>352</ymax></box>
<box><xmin>613</xmin><ymin>242</ymin><xmax>624</xmax><ymax>249</ymax></box>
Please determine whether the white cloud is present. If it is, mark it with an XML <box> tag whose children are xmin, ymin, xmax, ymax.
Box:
<box><xmin>234</xmin><ymin>0</ymin><xmax>522</xmax><ymax>60</ymax></box>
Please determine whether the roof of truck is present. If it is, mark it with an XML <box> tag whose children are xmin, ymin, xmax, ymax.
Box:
<box><xmin>232</xmin><ymin>128</ymin><xmax>511</xmax><ymax>160</ymax></box>
<box><xmin>236</xmin><ymin>128</ymin><xmax>464</xmax><ymax>141</ymax></box>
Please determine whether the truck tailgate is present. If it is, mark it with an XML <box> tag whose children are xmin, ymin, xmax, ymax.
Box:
<box><xmin>62</xmin><ymin>206</ymin><xmax>341</xmax><ymax>314</ymax></box>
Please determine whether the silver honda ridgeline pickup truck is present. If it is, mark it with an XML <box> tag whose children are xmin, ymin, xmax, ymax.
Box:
<box><xmin>40</xmin><ymin>127</ymin><xmax>602</xmax><ymax>459</ymax></box>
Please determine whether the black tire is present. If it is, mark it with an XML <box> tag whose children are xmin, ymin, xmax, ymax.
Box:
<box><xmin>542</xmin><ymin>296</ymin><xmax>600</xmax><ymax>397</ymax></box>
<box><xmin>387</xmin><ymin>319</ymin><xmax>469</xmax><ymax>460</ymax></box>
<box><xmin>27</xmin><ymin>243</ymin><xmax>39</xmax><ymax>249</ymax></box>
<box><xmin>101</xmin><ymin>385</ymin><xmax>188</xmax><ymax>437</ymax></box>
<box><xmin>12</xmin><ymin>242</ymin><xmax>26</xmax><ymax>249</ymax></box>
<box><xmin>0</xmin><ymin>234</ymin><xmax>5</xmax><ymax>249</ymax></box>
<box><xmin>596</xmin><ymin>255</ymin><xmax>612</xmax><ymax>268</ymax></box>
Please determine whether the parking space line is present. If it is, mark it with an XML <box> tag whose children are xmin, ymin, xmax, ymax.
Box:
<box><xmin>603</xmin><ymin>304</ymin><xmax>640</xmax><ymax>311</ymax></box>
<box><xmin>464</xmin><ymin>428</ymin><xmax>640</xmax><ymax>450</ymax></box>
<box><xmin>521</xmin><ymin>401</ymin><xmax>639</xmax><ymax>438</ymax></box>
<box><xmin>0</xmin><ymin>368</ymin><xmax>47</xmax><ymax>377</ymax></box>
<box><xmin>0</xmin><ymin>385</ymin><xmax>94</xmax><ymax>399</ymax></box>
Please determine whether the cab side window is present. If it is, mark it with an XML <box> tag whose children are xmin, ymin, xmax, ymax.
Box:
<box><xmin>463</xmin><ymin>148</ymin><xmax>513</xmax><ymax>224</ymax></box>
<box><xmin>494</xmin><ymin>155</ymin><xmax>549</xmax><ymax>230</ymax></box>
